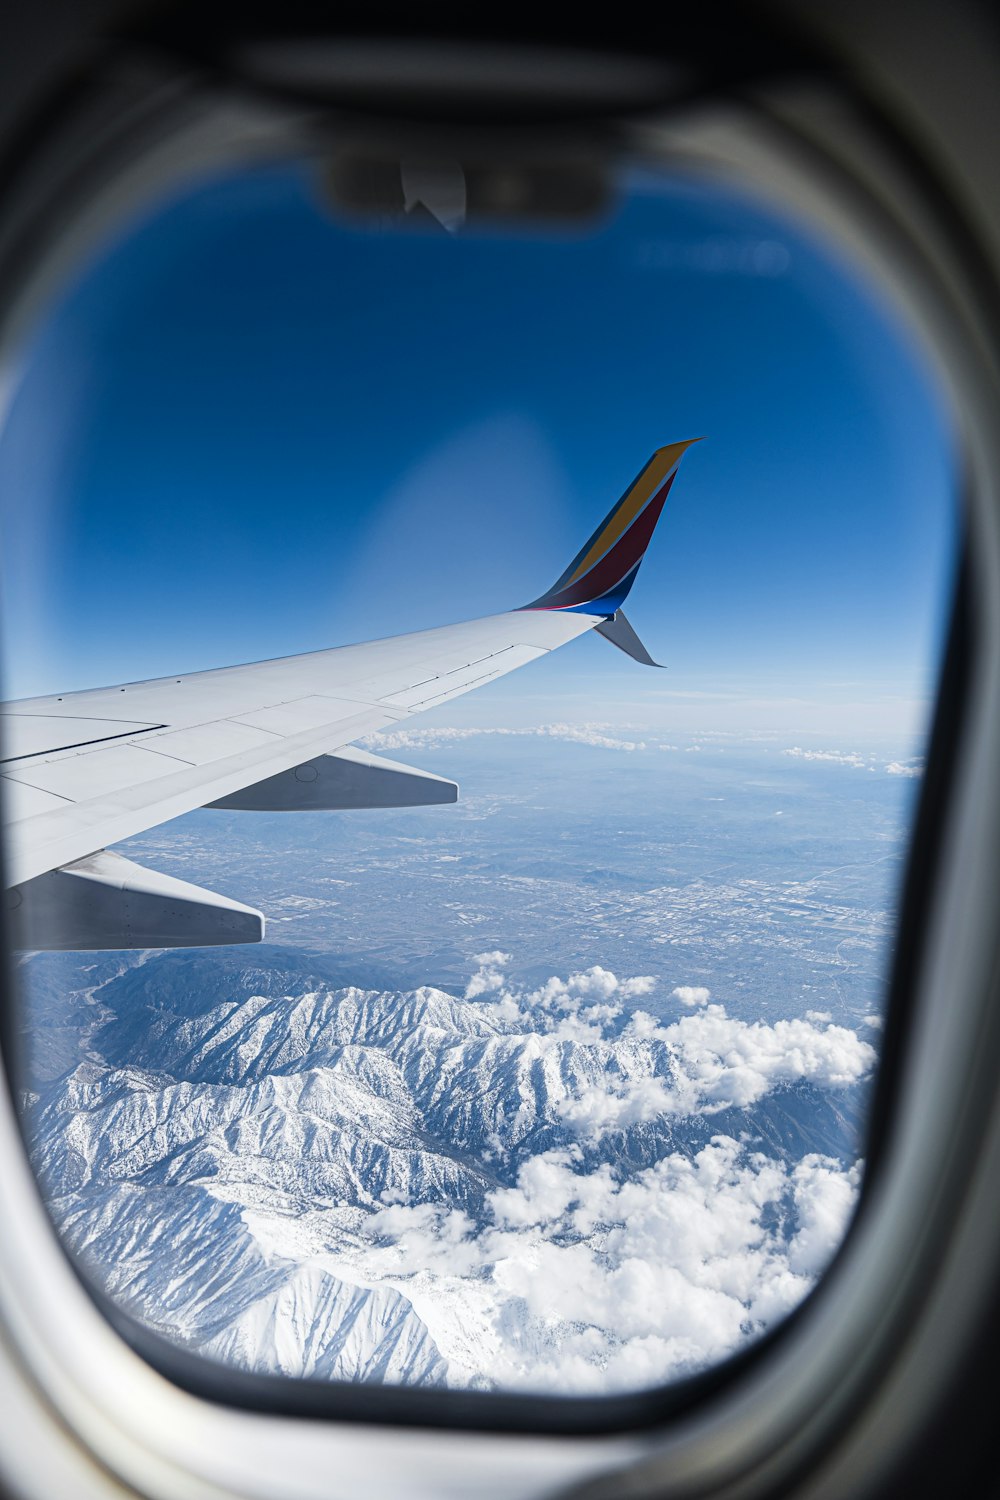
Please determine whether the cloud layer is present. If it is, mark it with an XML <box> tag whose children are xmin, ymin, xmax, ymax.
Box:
<box><xmin>315</xmin><ymin>955</ymin><xmax>873</xmax><ymax>1392</ymax></box>
<box><xmin>459</xmin><ymin>954</ymin><xmax>875</xmax><ymax>1135</ymax></box>
<box><xmin>885</xmin><ymin>760</ymin><xmax>923</xmax><ymax>778</ymax></box>
<box><xmin>785</xmin><ymin>746</ymin><xmax>925</xmax><ymax>777</ymax></box>
<box><xmin>342</xmin><ymin>1137</ymin><xmax>861</xmax><ymax>1392</ymax></box>
<box><xmin>33</xmin><ymin>950</ymin><xmax>875</xmax><ymax>1397</ymax></box>
<box><xmin>366</xmin><ymin>723</ymin><xmax>646</xmax><ymax>753</ymax></box>
<box><xmin>784</xmin><ymin>747</ymin><xmax>867</xmax><ymax>768</ymax></box>
<box><xmin>363</xmin><ymin>724</ymin><xmax>923</xmax><ymax>777</ymax></box>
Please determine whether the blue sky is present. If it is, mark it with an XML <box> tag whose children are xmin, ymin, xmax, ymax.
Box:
<box><xmin>0</xmin><ymin>160</ymin><xmax>957</xmax><ymax>742</ymax></box>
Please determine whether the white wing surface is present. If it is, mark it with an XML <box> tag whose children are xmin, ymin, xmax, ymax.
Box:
<box><xmin>2</xmin><ymin>441</ymin><xmax>697</xmax><ymax>948</ymax></box>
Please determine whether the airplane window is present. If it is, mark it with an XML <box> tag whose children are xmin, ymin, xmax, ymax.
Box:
<box><xmin>0</xmin><ymin>152</ymin><xmax>956</xmax><ymax>1403</ymax></box>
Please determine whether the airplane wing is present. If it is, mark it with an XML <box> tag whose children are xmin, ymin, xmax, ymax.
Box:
<box><xmin>2</xmin><ymin>440</ymin><xmax>698</xmax><ymax>950</ymax></box>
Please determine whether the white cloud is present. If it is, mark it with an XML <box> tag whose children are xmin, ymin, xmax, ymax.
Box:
<box><xmin>785</xmin><ymin>1156</ymin><xmax>862</xmax><ymax>1275</ymax></box>
<box><xmin>784</xmin><ymin>747</ymin><xmax>866</xmax><ymax>768</ymax></box>
<box><xmin>783</xmin><ymin>747</ymin><xmax>926</xmax><ymax>779</ymax></box>
<box><xmin>541</xmin><ymin>723</ymin><xmax>647</xmax><ymax>752</ymax></box>
<box><xmin>346</xmin><ymin>1135</ymin><xmax>862</xmax><ymax>1393</ymax></box>
<box><xmin>657</xmin><ymin>1006</ymin><xmax>875</xmax><ymax>1104</ymax></box>
<box><xmin>463</xmin><ymin>950</ymin><xmax>512</xmax><ymax>998</ymax></box>
<box><xmin>543</xmin><ymin>1002</ymin><xmax>875</xmax><ymax>1140</ymax></box>
<box><xmin>555</xmin><ymin>1075</ymin><xmax>681</xmax><ymax>1137</ymax></box>
<box><xmin>524</xmin><ymin>966</ymin><xmax>659</xmax><ymax>1037</ymax></box>
<box><xmin>673</xmin><ymin>985</ymin><xmax>711</xmax><ymax>1008</ymax></box>
<box><xmin>885</xmin><ymin>760</ymin><xmax>923</xmax><ymax>778</ymax></box>
<box><xmin>458</xmin><ymin>957</ymin><xmax>875</xmax><ymax>1139</ymax></box>
<box><xmin>366</xmin><ymin>728</ymin><xmax>926</xmax><ymax>779</ymax></box>
<box><xmin>364</xmin><ymin>724</ymin><xmax>646</xmax><ymax>754</ymax></box>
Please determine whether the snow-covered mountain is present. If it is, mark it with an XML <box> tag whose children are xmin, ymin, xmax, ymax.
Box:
<box><xmin>20</xmin><ymin>946</ymin><xmax>875</xmax><ymax>1394</ymax></box>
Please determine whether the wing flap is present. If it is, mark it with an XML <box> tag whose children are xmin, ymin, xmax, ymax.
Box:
<box><xmin>142</xmin><ymin>720</ymin><xmax>280</xmax><ymax>763</ymax></box>
<box><xmin>8</xmin><ymin>850</ymin><xmax>263</xmax><ymax>951</ymax></box>
<box><xmin>231</xmin><ymin>694</ymin><xmax>378</xmax><ymax>736</ymax></box>
<box><xmin>0</xmin><ymin>713</ymin><xmax>162</xmax><ymax>761</ymax></box>
<box><xmin>5</xmin><ymin>743</ymin><xmax>191</xmax><ymax>802</ymax></box>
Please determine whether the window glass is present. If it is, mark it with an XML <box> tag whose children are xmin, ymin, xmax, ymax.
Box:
<box><xmin>1</xmin><ymin>157</ymin><xmax>956</xmax><ymax>1395</ymax></box>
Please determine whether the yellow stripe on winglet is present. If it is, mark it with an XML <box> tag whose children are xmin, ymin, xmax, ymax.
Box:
<box><xmin>565</xmin><ymin>437</ymin><xmax>702</xmax><ymax>587</ymax></box>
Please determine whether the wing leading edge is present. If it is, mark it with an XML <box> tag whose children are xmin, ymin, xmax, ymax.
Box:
<box><xmin>2</xmin><ymin>441</ymin><xmax>697</xmax><ymax>948</ymax></box>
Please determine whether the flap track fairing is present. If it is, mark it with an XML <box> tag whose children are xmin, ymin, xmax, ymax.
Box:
<box><xmin>6</xmin><ymin>850</ymin><xmax>263</xmax><ymax>951</ymax></box>
<box><xmin>207</xmin><ymin>747</ymin><xmax>458</xmax><ymax>812</ymax></box>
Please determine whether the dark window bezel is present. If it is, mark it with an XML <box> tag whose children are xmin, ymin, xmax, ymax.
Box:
<box><xmin>0</xmin><ymin>11</ymin><xmax>978</xmax><ymax>1441</ymax></box>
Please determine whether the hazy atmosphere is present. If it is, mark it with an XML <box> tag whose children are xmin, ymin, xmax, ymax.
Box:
<box><xmin>5</xmin><ymin>152</ymin><xmax>955</xmax><ymax>1393</ymax></box>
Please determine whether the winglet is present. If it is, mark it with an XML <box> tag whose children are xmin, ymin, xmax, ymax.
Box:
<box><xmin>595</xmin><ymin>609</ymin><xmax>664</xmax><ymax>667</ymax></box>
<box><xmin>521</xmin><ymin>438</ymin><xmax>701</xmax><ymax>615</ymax></box>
